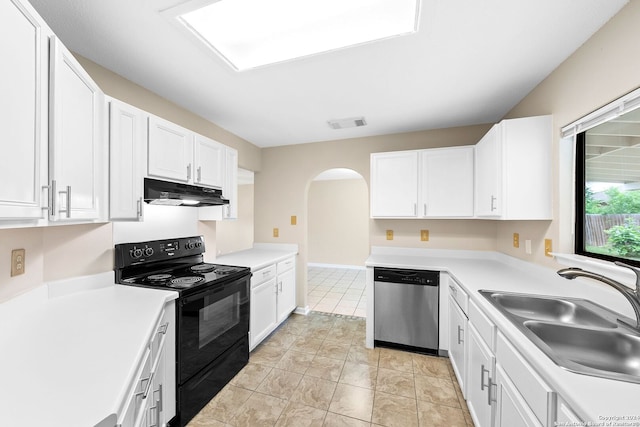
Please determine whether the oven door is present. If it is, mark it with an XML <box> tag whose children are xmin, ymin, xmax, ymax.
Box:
<box><xmin>177</xmin><ymin>274</ymin><xmax>250</xmax><ymax>383</ymax></box>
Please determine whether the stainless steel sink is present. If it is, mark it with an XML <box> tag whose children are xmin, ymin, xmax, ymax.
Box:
<box><xmin>524</xmin><ymin>321</ymin><xmax>640</xmax><ymax>378</ymax></box>
<box><xmin>479</xmin><ymin>290</ymin><xmax>640</xmax><ymax>384</ymax></box>
<box><xmin>489</xmin><ymin>293</ymin><xmax>617</xmax><ymax>328</ymax></box>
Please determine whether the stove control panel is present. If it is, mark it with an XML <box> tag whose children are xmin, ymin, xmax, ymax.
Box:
<box><xmin>115</xmin><ymin>235</ymin><xmax>206</xmax><ymax>268</ymax></box>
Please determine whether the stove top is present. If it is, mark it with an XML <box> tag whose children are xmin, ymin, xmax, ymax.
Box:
<box><xmin>114</xmin><ymin>236</ymin><xmax>251</xmax><ymax>296</ymax></box>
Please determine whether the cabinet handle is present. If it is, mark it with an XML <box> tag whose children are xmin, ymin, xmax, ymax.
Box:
<box><xmin>137</xmin><ymin>197</ymin><xmax>143</xmax><ymax>218</ymax></box>
<box><xmin>449</xmin><ymin>285</ymin><xmax>457</xmax><ymax>296</ymax></box>
<box><xmin>197</xmin><ymin>166</ymin><xmax>202</xmax><ymax>182</ymax></box>
<box><xmin>457</xmin><ymin>325</ymin><xmax>464</xmax><ymax>344</ymax></box>
<box><xmin>143</xmin><ymin>370</ymin><xmax>155</xmax><ymax>399</ymax></box>
<box><xmin>490</xmin><ymin>195</ymin><xmax>497</xmax><ymax>212</ymax></box>
<box><xmin>48</xmin><ymin>181</ymin><xmax>56</xmax><ymax>216</ymax></box>
<box><xmin>66</xmin><ymin>186</ymin><xmax>71</xmax><ymax>218</ymax></box>
<box><xmin>158</xmin><ymin>383</ymin><xmax>163</xmax><ymax>412</ymax></box>
<box><xmin>157</xmin><ymin>322</ymin><xmax>168</xmax><ymax>335</ymax></box>
<box><xmin>488</xmin><ymin>378</ymin><xmax>497</xmax><ymax>405</ymax></box>
<box><xmin>423</xmin><ymin>203</ymin><xmax>427</xmax><ymax>216</ymax></box>
<box><xmin>187</xmin><ymin>164</ymin><xmax>192</xmax><ymax>180</ymax></box>
<box><xmin>414</xmin><ymin>203</ymin><xmax>417</xmax><ymax>216</ymax></box>
<box><xmin>279</xmin><ymin>281</ymin><xmax>283</xmax><ymax>292</ymax></box>
<box><xmin>480</xmin><ymin>364</ymin><xmax>490</xmax><ymax>391</ymax></box>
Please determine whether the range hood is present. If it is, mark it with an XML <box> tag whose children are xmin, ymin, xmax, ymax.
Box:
<box><xmin>144</xmin><ymin>178</ymin><xmax>229</xmax><ymax>207</ymax></box>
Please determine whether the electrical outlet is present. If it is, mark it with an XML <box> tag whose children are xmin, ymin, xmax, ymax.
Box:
<box><xmin>544</xmin><ymin>239</ymin><xmax>553</xmax><ymax>257</ymax></box>
<box><xmin>386</xmin><ymin>230</ymin><xmax>393</xmax><ymax>240</ymax></box>
<box><xmin>273</xmin><ymin>228</ymin><xmax>279</xmax><ymax>238</ymax></box>
<box><xmin>525</xmin><ymin>240</ymin><xmax>532</xmax><ymax>255</ymax></box>
<box><xmin>420</xmin><ymin>230</ymin><xmax>429</xmax><ymax>241</ymax></box>
<box><xmin>290</xmin><ymin>215</ymin><xmax>297</xmax><ymax>225</ymax></box>
<box><xmin>513</xmin><ymin>233</ymin><xmax>520</xmax><ymax>248</ymax></box>
<box><xmin>11</xmin><ymin>249</ymin><xmax>25</xmax><ymax>277</ymax></box>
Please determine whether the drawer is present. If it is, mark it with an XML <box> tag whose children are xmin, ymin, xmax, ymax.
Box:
<box><xmin>150</xmin><ymin>309</ymin><xmax>170</xmax><ymax>363</ymax></box>
<box><xmin>277</xmin><ymin>257</ymin><xmax>295</xmax><ymax>274</ymax></box>
<box><xmin>497</xmin><ymin>332</ymin><xmax>555</xmax><ymax>426</ymax></box>
<box><xmin>469</xmin><ymin>299</ymin><xmax>496</xmax><ymax>351</ymax></box>
<box><xmin>252</xmin><ymin>264</ymin><xmax>276</xmax><ymax>287</ymax></box>
<box><xmin>447</xmin><ymin>277</ymin><xmax>468</xmax><ymax>314</ymax></box>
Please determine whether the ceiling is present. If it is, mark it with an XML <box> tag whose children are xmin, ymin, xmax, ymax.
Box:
<box><xmin>28</xmin><ymin>0</ymin><xmax>628</xmax><ymax>148</ymax></box>
<box><xmin>586</xmin><ymin>108</ymin><xmax>640</xmax><ymax>184</ymax></box>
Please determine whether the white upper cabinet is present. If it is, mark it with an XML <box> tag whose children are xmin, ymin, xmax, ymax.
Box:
<box><xmin>420</xmin><ymin>146</ymin><xmax>474</xmax><ymax>217</ymax></box>
<box><xmin>475</xmin><ymin>115</ymin><xmax>552</xmax><ymax>220</ymax></box>
<box><xmin>147</xmin><ymin>116</ymin><xmax>193</xmax><ymax>183</ymax></box>
<box><xmin>49</xmin><ymin>36</ymin><xmax>105</xmax><ymax>221</ymax></box>
<box><xmin>109</xmin><ymin>98</ymin><xmax>147</xmax><ymax>221</ymax></box>
<box><xmin>223</xmin><ymin>147</ymin><xmax>238</xmax><ymax>219</ymax></box>
<box><xmin>370</xmin><ymin>151</ymin><xmax>419</xmax><ymax>218</ymax></box>
<box><xmin>194</xmin><ymin>134</ymin><xmax>225</xmax><ymax>188</ymax></box>
<box><xmin>0</xmin><ymin>0</ymin><xmax>50</xmax><ymax>220</ymax></box>
<box><xmin>371</xmin><ymin>146</ymin><xmax>474</xmax><ymax>218</ymax></box>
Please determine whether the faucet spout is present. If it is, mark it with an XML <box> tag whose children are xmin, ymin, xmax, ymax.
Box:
<box><xmin>557</xmin><ymin>265</ymin><xmax>640</xmax><ymax>332</ymax></box>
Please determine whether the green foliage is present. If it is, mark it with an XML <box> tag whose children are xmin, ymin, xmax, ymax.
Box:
<box><xmin>585</xmin><ymin>187</ymin><xmax>602</xmax><ymax>214</ymax></box>
<box><xmin>597</xmin><ymin>187</ymin><xmax>640</xmax><ymax>214</ymax></box>
<box><xmin>605</xmin><ymin>217</ymin><xmax>640</xmax><ymax>257</ymax></box>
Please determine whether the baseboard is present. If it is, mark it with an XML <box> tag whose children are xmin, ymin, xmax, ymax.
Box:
<box><xmin>294</xmin><ymin>305</ymin><xmax>310</xmax><ymax>315</ymax></box>
<box><xmin>307</xmin><ymin>262</ymin><xmax>366</xmax><ymax>270</ymax></box>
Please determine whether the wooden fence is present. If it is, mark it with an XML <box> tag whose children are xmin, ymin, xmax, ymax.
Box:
<box><xmin>585</xmin><ymin>214</ymin><xmax>640</xmax><ymax>246</ymax></box>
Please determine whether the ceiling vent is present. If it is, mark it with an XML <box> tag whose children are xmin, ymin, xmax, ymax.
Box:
<box><xmin>328</xmin><ymin>117</ymin><xmax>367</xmax><ymax>130</ymax></box>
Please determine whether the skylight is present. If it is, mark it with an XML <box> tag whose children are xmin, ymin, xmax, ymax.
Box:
<box><xmin>173</xmin><ymin>0</ymin><xmax>420</xmax><ymax>71</ymax></box>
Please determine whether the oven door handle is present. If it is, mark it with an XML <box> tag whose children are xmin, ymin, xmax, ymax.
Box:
<box><xmin>180</xmin><ymin>277</ymin><xmax>248</xmax><ymax>305</ymax></box>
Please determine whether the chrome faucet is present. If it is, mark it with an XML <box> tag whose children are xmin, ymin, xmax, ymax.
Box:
<box><xmin>557</xmin><ymin>262</ymin><xmax>640</xmax><ymax>332</ymax></box>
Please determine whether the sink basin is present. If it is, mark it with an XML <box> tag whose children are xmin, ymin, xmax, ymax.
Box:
<box><xmin>488</xmin><ymin>293</ymin><xmax>617</xmax><ymax>328</ymax></box>
<box><xmin>524</xmin><ymin>321</ymin><xmax>640</xmax><ymax>378</ymax></box>
<box><xmin>479</xmin><ymin>290</ymin><xmax>640</xmax><ymax>384</ymax></box>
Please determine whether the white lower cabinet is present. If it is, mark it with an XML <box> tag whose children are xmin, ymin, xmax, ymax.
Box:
<box><xmin>467</xmin><ymin>322</ymin><xmax>496</xmax><ymax>427</ymax></box>
<box><xmin>556</xmin><ymin>398</ymin><xmax>582</xmax><ymax>425</ymax></box>
<box><xmin>448</xmin><ymin>279</ymin><xmax>469</xmax><ymax>398</ymax></box>
<box><xmin>495</xmin><ymin>364</ymin><xmax>542</xmax><ymax>427</ymax></box>
<box><xmin>249</xmin><ymin>257</ymin><xmax>297</xmax><ymax>350</ymax></box>
<box><xmin>118</xmin><ymin>302</ymin><xmax>175</xmax><ymax>427</ymax></box>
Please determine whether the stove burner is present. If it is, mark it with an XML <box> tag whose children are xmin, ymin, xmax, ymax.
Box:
<box><xmin>169</xmin><ymin>276</ymin><xmax>205</xmax><ymax>288</ymax></box>
<box><xmin>145</xmin><ymin>273</ymin><xmax>173</xmax><ymax>283</ymax></box>
<box><xmin>190</xmin><ymin>264</ymin><xmax>217</xmax><ymax>273</ymax></box>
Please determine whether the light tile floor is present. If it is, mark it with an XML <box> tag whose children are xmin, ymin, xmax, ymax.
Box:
<box><xmin>307</xmin><ymin>266</ymin><xmax>367</xmax><ymax>317</ymax></box>
<box><xmin>187</xmin><ymin>312</ymin><xmax>474</xmax><ymax>427</ymax></box>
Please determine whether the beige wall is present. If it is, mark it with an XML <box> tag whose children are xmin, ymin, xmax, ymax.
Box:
<box><xmin>308</xmin><ymin>178</ymin><xmax>370</xmax><ymax>266</ymax></box>
<box><xmin>215</xmin><ymin>184</ymin><xmax>255</xmax><ymax>256</ymax></box>
<box><xmin>498</xmin><ymin>0</ymin><xmax>640</xmax><ymax>268</ymax></box>
<box><xmin>254</xmin><ymin>125</ymin><xmax>495</xmax><ymax>307</ymax></box>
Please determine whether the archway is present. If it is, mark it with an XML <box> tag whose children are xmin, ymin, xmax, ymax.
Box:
<box><xmin>305</xmin><ymin>168</ymin><xmax>369</xmax><ymax>316</ymax></box>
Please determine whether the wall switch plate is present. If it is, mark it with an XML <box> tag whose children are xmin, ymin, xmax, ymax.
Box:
<box><xmin>420</xmin><ymin>230</ymin><xmax>429</xmax><ymax>241</ymax></box>
<box><xmin>386</xmin><ymin>230</ymin><xmax>393</xmax><ymax>240</ymax></box>
<box><xmin>290</xmin><ymin>215</ymin><xmax>297</xmax><ymax>225</ymax></box>
<box><xmin>544</xmin><ymin>239</ymin><xmax>553</xmax><ymax>257</ymax></box>
<box><xmin>513</xmin><ymin>233</ymin><xmax>520</xmax><ymax>248</ymax></box>
<box><xmin>525</xmin><ymin>240</ymin><xmax>532</xmax><ymax>255</ymax></box>
<box><xmin>11</xmin><ymin>249</ymin><xmax>25</xmax><ymax>277</ymax></box>
<box><xmin>273</xmin><ymin>228</ymin><xmax>279</xmax><ymax>238</ymax></box>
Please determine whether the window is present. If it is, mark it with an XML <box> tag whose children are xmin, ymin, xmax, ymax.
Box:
<box><xmin>575</xmin><ymin>107</ymin><xmax>640</xmax><ymax>265</ymax></box>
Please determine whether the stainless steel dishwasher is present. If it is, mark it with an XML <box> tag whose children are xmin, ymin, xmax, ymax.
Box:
<box><xmin>374</xmin><ymin>267</ymin><xmax>439</xmax><ymax>354</ymax></box>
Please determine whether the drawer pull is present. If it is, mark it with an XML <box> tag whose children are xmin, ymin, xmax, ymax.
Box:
<box><xmin>488</xmin><ymin>379</ymin><xmax>497</xmax><ymax>405</ymax></box>
<box><xmin>480</xmin><ymin>364</ymin><xmax>490</xmax><ymax>391</ymax></box>
<box><xmin>449</xmin><ymin>285</ymin><xmax>457</xmax><ymax>296</ymax></box>
<box><xmin>457</xmin><ymin>325</ymin><xmax>464</xmax><ymax>344</ymax></box>
<box><xmin>157</xmin><ymin>322</ymin><xmax>168</xmax><ymax>335</ymax></box>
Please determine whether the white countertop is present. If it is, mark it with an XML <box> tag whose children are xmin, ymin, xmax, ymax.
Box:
<box><xmin>0</xmin><ymin>272</ymin><xmax>178</xmax><ymax>427</ymax></box>
<box><xmin>216</xmin><ymin>243</ymin><xmax>298</xmax><ymax>271</ymax></box>
<box><xmin>366</xmin><ymin>247</ymin><xmax>639</xmax><ymax>424</ymax></box>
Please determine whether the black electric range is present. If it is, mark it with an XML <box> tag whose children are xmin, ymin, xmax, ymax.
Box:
<box><xmin>114</xmin><ymin>235</ymin><xmax>251</xmax><ymax>427</ymax></box>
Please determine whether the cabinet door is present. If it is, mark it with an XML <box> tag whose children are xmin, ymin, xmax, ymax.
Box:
<box><xmin>467</xmin><ymin>323</ymin><xmax>495</xmax><ymax>427</ymax></box>
<box><xmin>0</xmin><ymin>0</ymin><xmax>49</xmax><ymax>220</ymax></box>
<box><xmin>448</xmin><ymin>297</ymin><xmax>467</xmax><ymax>398</ymax></box>
<box><xmin>370</xmin><ymin>151</ymin><xmax>419</xmax><ymax>217</ymax></box>
<box><xmin>474</xmin><ymin>124</ymin><xmax>502</xmax><ymax>217</ymax></box>
<box><xmin>250</xmin><ymin>278</ymin><xmax>278</xmax><ymax>350</ymax></box>
<box><xmin>148</xmin><ymin>116</ymin><xmax>193</xmax><ymax>183</ymax></box>
<box><xmin>109</xmin><ymin>99</ymin><xmax>146</xmax><ymax>221</ymax></box>
<box><xmin>194</xmin><ymin>134</ymin><xmax>224</xmax><ymax>188</ymax></box>
<box><xmin>495</xmin><ymin>365</ymin><xmax>542</xmax><ymax>427</ymax></box>
<box><xmin>421</xmin><ymin>147</ymin><xmax>474</xmax><ymax>217</ymax></box>
<box><xmin>556</xmin><ymin>398</ymin><xmax>582</xmax><ymax>425</ymax></box>
<box><xmin>277</xmin><ymin>268</ymin><xmax>296</xmax><ymax>323</ymax></box>
<box><xmin>49</xmin><ymin>36</ymin><xmax>104</xmax><ymax>221</ymax></box>
<box><xmin>223</xmin><ymin>147</ymin><xmax>238</xmax><ymax>219</ymax></box>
